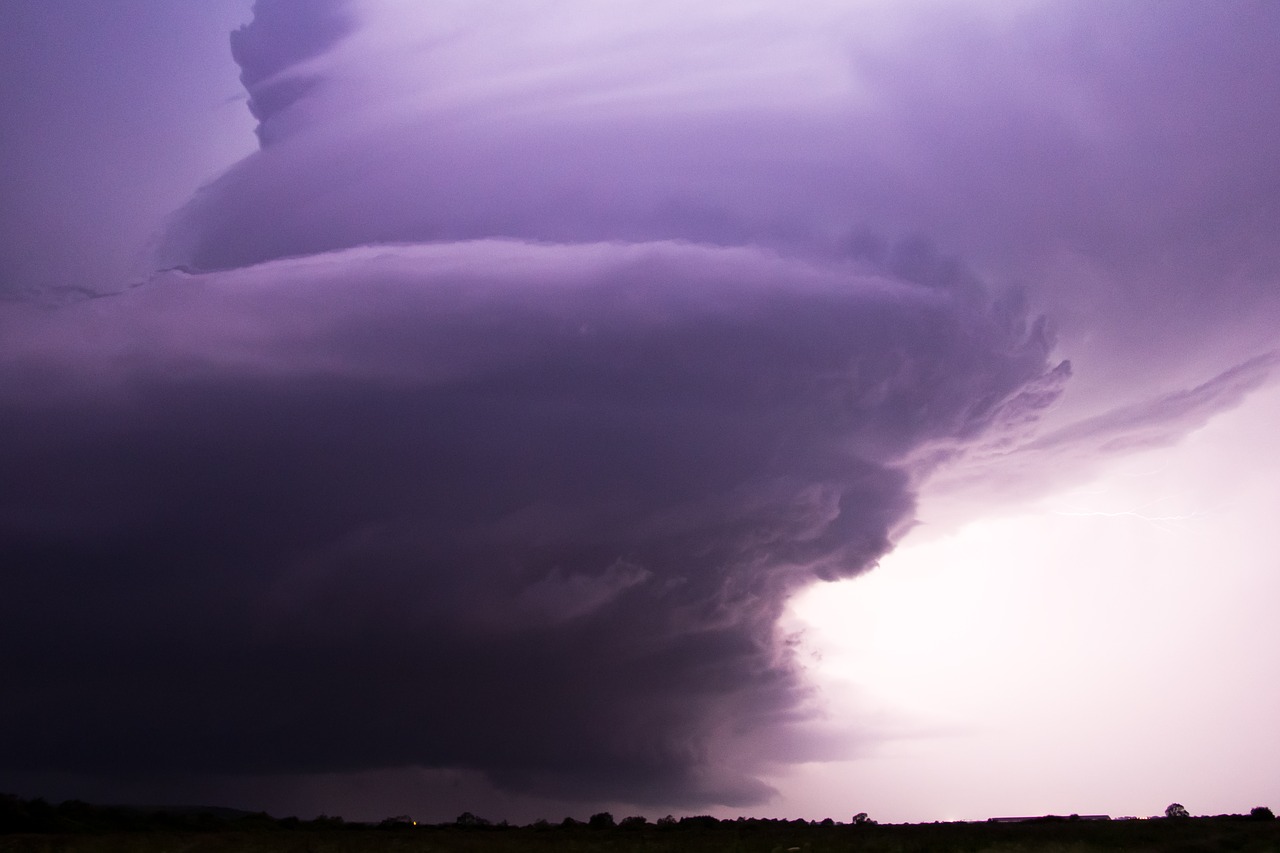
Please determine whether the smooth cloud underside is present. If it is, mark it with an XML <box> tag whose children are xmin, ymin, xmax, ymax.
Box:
<box><xmin>0</xmin><ymin>240</ymin><xmax>1063</xmax><ymax>805</ymax></box>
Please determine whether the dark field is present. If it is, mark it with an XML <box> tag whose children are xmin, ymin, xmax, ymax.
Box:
<box><xmin>4</xmin><ymin>814</ymin><xmax>1280</xmax><ymax>853</ymax></box>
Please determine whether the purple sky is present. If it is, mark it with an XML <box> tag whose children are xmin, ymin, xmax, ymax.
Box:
<box><xmin>2</xmin><ymin>0</ymin><xmax>1277</xmax><ymax>824</ymax></box>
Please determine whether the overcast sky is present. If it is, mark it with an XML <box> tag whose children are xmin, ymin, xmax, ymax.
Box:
<box><xmin>1</xmin><ymin>0</ymin><xmax>1277</xmax><ymax>824</ymax></box>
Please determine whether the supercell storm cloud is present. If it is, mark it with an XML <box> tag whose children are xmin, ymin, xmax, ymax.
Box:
<box><xmin>0</xmin><ymin>0</ymin><xmax>1071</xmax><ymax>808</ymax></box>
<box><xmin>0</xmin><ymin>239</ymin><xmax>1065</xmax><ymax>806</ymax></box>
<box><xmin>2</xmin><ymin>0</ymin><xmax>1278</xmax><ymax>819</ymax></box>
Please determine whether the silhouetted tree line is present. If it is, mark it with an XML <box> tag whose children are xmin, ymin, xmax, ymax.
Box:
<box><xmin>4</xmin><ymin>792</ymin><xmax>1276</xmax><ymax>838</ymax></box>
<box><xmin>0</xmin><ymin>794</ymin><xmax>380</xmax><ymax>835</ymax></box>
<box><xmin>2</xmin><ymin>795</ymin><xmax>889</xmax><ymax>836</ymax></box>
<box><xmin>456</xmin><ymin>812</ymin><xmax>834</xmax><ymax>831</ymax></box>
<box><xmin>0</xmin><ymin>794</ymin><xmax>251</xmax><ymax>834</ymax></box>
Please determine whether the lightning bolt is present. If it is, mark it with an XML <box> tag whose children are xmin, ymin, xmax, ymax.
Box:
<box><xmin>1051</xmin><ymin>495</ymin><xmax>1211</xmax><ymax>533</ymax></box>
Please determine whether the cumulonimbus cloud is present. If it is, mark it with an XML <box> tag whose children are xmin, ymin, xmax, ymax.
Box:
<box><xmin>5</xmin><ymin>0</ymin><xmax>1277</xmax><ymax>815</ymax></box>
<box><xmin>0</xmin><ymin>236</ymin><xmax>1065</xmax><ymax>805</ymax></box>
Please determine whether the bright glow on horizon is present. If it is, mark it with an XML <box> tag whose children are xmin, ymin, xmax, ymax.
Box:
<box><xmin>779</xmin><ymin>380</ymin><xmax>1280</xmax><ymax>823</ymax></box>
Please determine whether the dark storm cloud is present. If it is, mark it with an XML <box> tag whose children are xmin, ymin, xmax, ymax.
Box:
<box><xmin>7</xmin><ymin>0</ymin><xmax>1280</xmax><ymax>818</ymax></box>
<box><xmin>0</xmin><ymin>240</ymin><xmax>1063</xmax><ymax>806</ymax></box>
